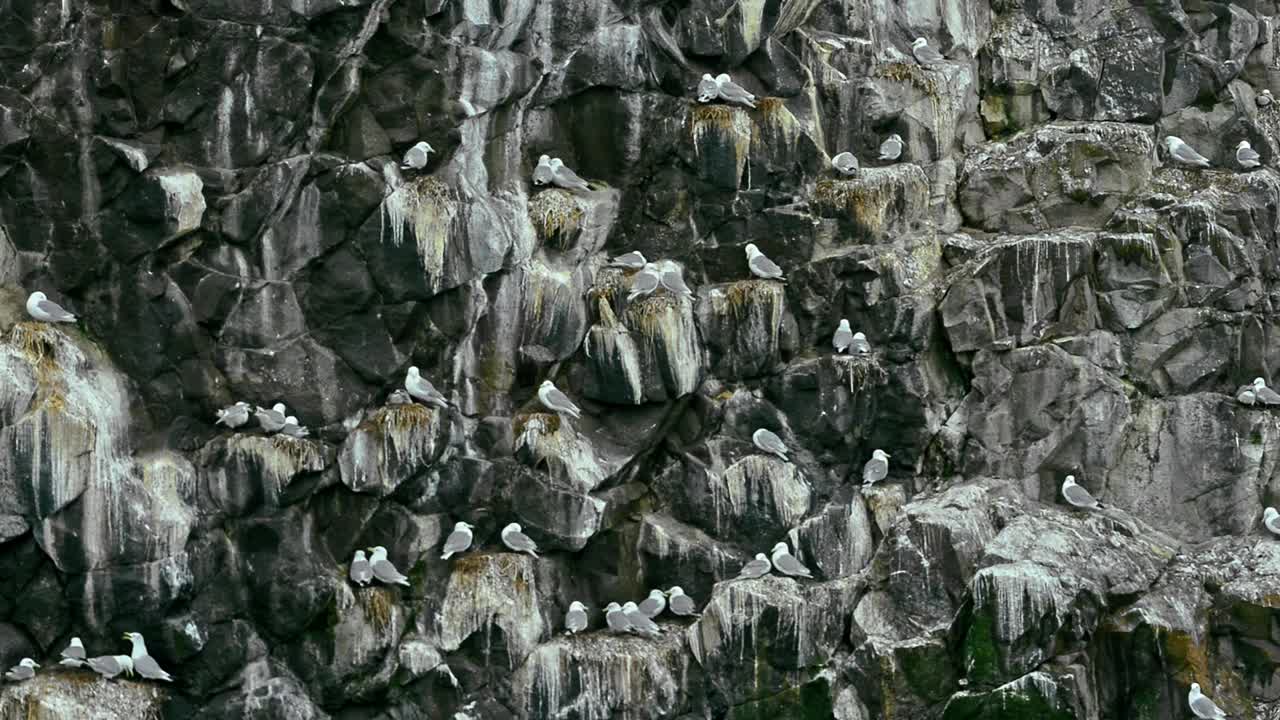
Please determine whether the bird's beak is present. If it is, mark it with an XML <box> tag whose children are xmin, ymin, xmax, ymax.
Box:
<box><xmin>121</xmin><ymin>633</ymin><xmax>130</xmax><ymax>640</ymax></box>
<box><xmin>31</xmin><ymin>663</ymin><xmax>39</xmax><ymax>668</ymax></box>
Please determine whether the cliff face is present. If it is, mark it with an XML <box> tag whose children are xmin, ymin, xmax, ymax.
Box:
<box><xmin>1</xmin><ymin>0</ymin><xmax>1279</xmax><ymax>718</ymax></box>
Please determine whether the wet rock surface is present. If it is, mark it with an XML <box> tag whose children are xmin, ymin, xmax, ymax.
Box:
<box><xmin>3</xmin><ymin>0</ymin><xmax>1280</xmax><ymax>717</ymax></box>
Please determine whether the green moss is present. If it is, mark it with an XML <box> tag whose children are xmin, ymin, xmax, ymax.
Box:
<box><xmin>898</xmin><ymin>641</ymin><xmax>958</xmax><ymax>702</ymax></box>
<box><xmin>728</xmin><ymin>678</ymin><xmax>834</xmax><ymax>720</ymax></box>
<box><xmin>962</xmin><ymin>608</ymin><xmax>1002</xmax><ymax>684</ymax></box>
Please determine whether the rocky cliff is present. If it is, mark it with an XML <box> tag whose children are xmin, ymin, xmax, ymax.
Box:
<box><xmin>1</xmin><ymin>0</ymin><xmax>1279</xmax><ymax>718</ymax></box>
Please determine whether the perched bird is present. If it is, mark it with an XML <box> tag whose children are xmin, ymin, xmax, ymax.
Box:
<box><xmin>565</xmin><ymin>601</ymin><xmax>588</xmax><ymax>635</ymax></box>
<box><xmin>440</xmin><ymin>521</ymin><xmax>475</xmax><ymax>560</ymax></box>
<box><xmin>831</xmin><ymin>151</ymin><xmax>859</xmax><ymax>177</ymax></box>
<box><xmin>911</xmin><ymin>37</ymin><xmax>946</xmax><ymax>66</ymax></box>
<box><xmin>623</xmin><ymin>601</ymin><xmax>661</xmax><ymax>637</ymax></box>
<box><xmin>833</xmin><ymin>319</ymin><xmax>854</xmax><ymax>353</ymax></box>
<box><xmin>26</xmin><ymin>291</ymin><xmax>76</xmax><ymax>323</ymax></box>
<box><xmin>1263</xmin><ymin>507</ymin><xmax>1280</xmax><ymax>537</ymax></box>
<box><xmin>124</xmin><ymin>632</ymin><xmax>173</xmax><ymax>682</ymax></box>
<box><xmin>627</xmin><ymin>264</ymin><xmax>662</xmax><ymax>302</ymax></box>
<box><xmin>387</xmin><ymin>389</ymin><xmax>413</xmax><ymax>406</ymax></box>
<box><xmin>1061</xmin><ymin>475</ymin><xmax>1101</xmax><ymax>510</ymax></box>
<box><xmin>1165</xmin><ymin>136</ymin><xmax>1211</xmax><ymax>168</ymax></box>
<box><xmin>604</xmin><ymin>602</ymin><xmax>632</xmax><ymax>634</ymax></box>
<box><xmin>745</xmin><ymin>243</ymin><xmax>785</xmax><ymax>281</ymax></box>
<box><xmin>368</xmin><ymin>546</ymin><xmax>411</xmax><ymax>587</ymax></box>
<box><xmin>696</xmin><ymin>73</ymin><xmax>720</xmax><ymax>103</ymax></box>
<box><xmin>1237</xmin><ymin>382</ymin><xmax>1258</xmax><ymax>406</ymax></box>
<box><xmin>59</xmin><ymin>637</ymin><xmax>86</xmax><ymax>667</ymax></box>
<box><xmin>1254</xmin><ymin>377</ymin><xmax>1280</xmax><ymax>405</ymax></box>
<box><xmin>714</xmin><ymin>73</ymin><xmax>757</xmax><ymax>108</ymax></box>
<box><xmin>549</xmin><ymin>158</ymin><xmax>590</xmax><ymax>192</ymax></box>
<box><xmin>533</xmin><ymin>155</ymin><xmax>554</xmax><ymax>186</ymax></box>
<box><xmin>255</xmin><ymin>403</ymin><xmax>287</xmax><ymax>433</ymax></box>
<box><xmin>86</xmin><ymin>654</ymin><xmax>134</xmax><ymax>680</ymax></box>
<box><xmin>406</xmin><ymin>366</ymin><xmax>449</xmax><ymax>409</ymax></box>
<box><xmin>638</xmin><ymin>589</ymin><xmax>666</xmax><ymax>619</ymax></box>
<box><xmin>659</xmin><ymin>264</ymin><xmax>694</xmax><ymax>299</ymax></box>
<box><xmin>862</xmin><ymin>449</ymin><xmax>890</xmax><ymax>486</ymax></box>
<box><xmin>4</xmin><ymin>658</ymin><xmax>37</xmax><ymax>682</ymax></box>
<box><xmin>215</xmin><ymin>401</ymin><xmax>251</xmax><ymax>428</ymax></box>
<box><xmin>349</xmin><ymin>549</ymin><xmax>373</xmax><ymax>587</ymax></box>
<box><xmin>1259</xmin><ymin>89</ymin><xmax>1274</xmax><ymax>108</ymax></box>
<box><xmin>666</xmin><ymin>586</ymin><xmax>699</xmax><ymax>617</ymax></box>
<box><xmin>770</xmin><ymin>542</ymin><xmax>814</xmax><ymax>579</ymax></box>
<box><xmin>879</xmin><ymin>134</ymin><xmax>904</xmax><ymax>161</ymax></box>
<box><xmin>752</xmin><ymin>428</ymin><xmax>789</xmax><ymax>461</ymax></box>
<box><xmin>537</xmin><ymin>380</ymin><xmax>581</xmax><ymax>420</ymax></box>
<box><xmin>850</xmin><ymin>331</ymin><xmax>871</xmax><ymax>354</ymax></box>
<box><xmin>401</xmin><ymin>141</ymin><xmax>435</xmax><ymax>170</ymax></box>
<box><xmin>1188</xmin><ymin>683</ymin><xmax>1227</xmax><ymax>720</ymax></box>
<box><xmin>280</xmin><ymin>416</ymin><xmax>309</xmax><ymax>439</ymax></box>
<box><xmin>1237</xmin><ymin>140</ymin><xmax>1261</xmax><ymax>169</ymax></box>
<box><xmin>736</xmin><ymin>553</ymin><xmax>772</xmax><ymax>580</ymax></box>
<box><xmin>501</xmin><ymin>522</ymin><xmax>540</xmax><ymax>558</ymax></box>
<box><xmin>609</xmin><ymin>251</ymin><xmax>647</xmax><ymax>270</ymax></box>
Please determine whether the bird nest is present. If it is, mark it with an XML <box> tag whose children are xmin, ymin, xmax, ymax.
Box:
<box><xmin>514</xmin><ymin>412</ymin><xmax>561</xmax><ymax>438</ymax></box>
<box><xmin>622</xmin><ymin>292</ymin><xmax>684</xmax><ymax>336</ymax></box>
<box><xmin>529</xmin><ymin>189</ymin><xmax>585</xmax><ymax>251</ymax></box>
<box><xmin>721</xmin><ymin>280</ymin><xmax>783</xmax><ymax>314</ymax></box>
<box><xmin>368</xmin><ymin>403</ymin><xmax>434</xmax><ymax>435</ymax></box>
<box><xmin>10</xmin><ymin>322</ymin><xmax>61</xmax><ymax>374</ymax></box>
<box><xmin>874</xmin><ymin>62</ymin><xmax>938</xmax><ymax>95</ymax></box>
<box><xmin>360</xmin><ymin>587</ymin><xmax>397</xmax><ymax>633</ymax></box>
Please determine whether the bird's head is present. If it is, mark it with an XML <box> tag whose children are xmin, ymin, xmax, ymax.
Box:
<box><xmin>1190</xmin><ymin>683</ymin><xmax>1201</xmax><ymax>693</ymax></box>
<box><xmin>853</xmin><ymin>331</ymin><xmax>866</xmax><ymax>340</ymax></box>
<box><xmin>538</xmin><ymin>154</ymin><xmax>550</xmax><ymax>164</ymax></box>
<box><xmin>891</xmin><ymin>133</ymin><xmax>903</xmax><ymax>143</ymax></box>
<box><xmin>667</xmin><ymin>586</ymin><xmax>684</xmax><ymax>596</ymax></box>
<box><xmin>745</xmin><ymin>243</ymin><xmax>760</xmax><ymax>257</ymax></box>
<box><xmin>122</xmin><ymin>632</ymin><xmax>141</xmax><ymax>643</ymax></box>
<box><xmin>838</xmin><ymin>318</ymin><xmax>850</xmax><ymax>329</ymax></box>
<box><xmin>549</xmin><ymin>158</ymin><xmax>564</xmax><ymax>169</ymax></box>
<box><xmin>771</xmin><ymin>542</ymin><xmax>789</xmax><ymax>554</ymax></box>
<box><xmin>648</xmin><ymin>589</ymin><xmax>665</xmax><ymax>599</ymax></box>
<box><xmin>505</xmin><ymin>522</ymin><xmax>523</xmax><ymax>533</ymax></box>
<box><xmin>272</xmin><ymin>403</ymin><xmax>286</xmax><ymax>413</ymax></box>
<box><xmin>235</xmin><ymin>401</ymin><xmax>249</xmax><ymax>408</ymax></box>
<box><xmin>1266</xmin><ymin>507</ymin><xmax>1279</xmax><ymax>521</ymax></box>
<box><xmin>570</xmin><ymin>601</ymin><xmax>587</xmax><ymax>611</ymax></box>
<box><xmin>19</xmin><ymin>658</ymin><xmax>37</xmax><ymax>669</ymax></box>
<box><xmin>873</xmin><ymin>449</ymin><xmax>890</xmax><ymax>460</ymax></box>
<box><xmin>353</xmin><ymin>549</ymin><xmax>367</xmax><ymax>560</ymax></box>
<box><xmin>539</xmin><ymin>380</ymin><xmax>554</xmax><ymax>390</ymax></box>
<box><xmin>912</xmin><ymin>37</ymin><xmax>928</xmax><ymax>48</ymax></box>
<box><xmin>30</xmin><ymin>291</ymin><xmax>46</xmax><ymax>301</ymax></box>
<box><xmin>285</xmin><ymin>415</ymin><xmax>298</xmax><ymax>424</ymax></box>
<box><xmin>419</xmin><ymin>142</ymin><xmax>435</xmax><ymax>154</ymax></box>
<box><xmin>70</xmin><ymin>637</ymin><xmax>83</xmax><ymax>648</ymax></box>
<box><xmin>701</xmin><ymin>73</ymin><xmax>714</xmax><ymax>81</ymax></box>
<box><xmin>456</xmin><ymin>521</ymin><xmax>474</xmax><ymax>530</ymax></box>
<box><xmin>1255</xmin><ymin>377</ymin><xmax>1268</xmax><ymax>388</ymax></box>
<box><xmin>1064</xmin><ymin>474</ymin><xmax>1077</xmax><ymax>486</ymax></box>
<box><xmin>605</xmin><ymin>602</ymin><xmax>621</xmax><ymax>612</ymax></box>
<box><xmin>755</xmin><ymin>552</ymin><xmax>768</xmax><ymax>560</ymax></box>
<box><xmin>1238</xmin><ymin>140</ymin><xmax>1252</xmax><ymax>149</ymax></box>
<box><xmin>1266</xmin><ymin>90</ymin><xmax>1275</xmax><ymax>97</ymax></box>
<box><xmin>369</xmin><ymin>546</ymin><xmax>388</xmax><ymax>558</ymax></box>
<box><xmin>408</xmin><ymin>366</ymin><xmax>421</xmax><ymax>378</ymax></box>
<box><xmin>1163</xmin><ymin>136</ymin><xmax>1179</xmax><ymax>149</ymax></box>
<box><xmin>622</xmin><ymin>601</ymin><xmax>639</xmax><ymax>611</ymax></box>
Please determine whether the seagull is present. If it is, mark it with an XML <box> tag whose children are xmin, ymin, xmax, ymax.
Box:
<box><xmin>25</xmin><ymin>291</ymin><xmax>76</xmax><ymax>323</ymax></box>
<box><xmin>1061</xmin><ymin>475</ymin><xmax>1101</xmax><ymax>510</ymax></box>
<box><xmin>1259</xmin><ymin>89</ymin><xmax>1274</xmax><ymax>108</ymax></box>
<box><xmin>86</xmin><ymin>654</ymin><xmax>133</xmax><ymax>680</ymax></box>
<box><xmin>367</xmin><ymin>546</ymin><xmax>411</xmax><ymax>587</ymax></box>
<box><xmin>659</xmin><ymin>264</ymin><xmax>695</xmax><ymax>299</ymax></box>
<box><xmin>879</xmin><ymin>134</ymin><xmax>904</xmax><ymax>161</ymax></box>
<box><xmin>622</xmin><ymin>601</ymin><xmax>661</xmax><ymax>637</ymax></box>
<box><xmin>440</xmin><ymin>521</ymin><xmax>475</xmax><ymax>560</ymax></box>
<box><xmin>862</xmin><ymin>449</ymin><xmax>890</xmax><ymax>485</ymax></box>
<box><xmin>714</xmin><ymin>73</ymin><xmax>757</xmax><ymax>108</ymax></box>
<box><xmin>59</xmin><ymin>637</ymin><xmax>86</xmax><ymax>667</ymax></box>
<box><xmin>533</xmin><ymin>155</ymin><xmax>554</xmax><ymax>186</ymax></box>
<box><xmin>833</xmin><ymin>319</ymin><xmax>854</xmax><ymax>353</ymax></box>
<box><xmin>1188</xmin><ymin>683</ymin><xmax>1228</xmax><ymax>719</ymax></box>
<box><xmin>124</xmin><ymin>632</ymin><xmax>173</xmax><ymax>682</ymax></box>
<box><xmin>1237</xmin><ymin>140</ymin><xmax>1261</xmax><ymax>169</ymax></box>
<box><xmin>537</xmin><ymin>380</ymin><xmax>581</xmax><ymax>420</ymax></box>
<box><xmin>735</xmin><ymin>553</ymin><xmax>772</xmax><ymax>580</ymax></box>
<box><xmin>1165</xmin><ymin>136</ymin><xmax>1212</xmax><ymax>168</ymax></box>
<box><xmin>1252</xmin><ymin>377</ymin><xmax>1280</xmax><ymax>405</ymax></box>
<box><xmin>696</xmin><ymin>73</ymin><xmax>719</xmax><ymax>103</ymax></box>
<box><xmin>549</xmin><ymin>158</ymin><xmax>590</xmax><ymax>192</ymax></box>
<box><xmin>850</xmin><ymin>331</ymin><xmax>871</xmax><ymax>354</ymax></box>
<box><xmin>627</xmin><ymin>263</ymin><xmax>662</xmax><ymax>302</ymax></box>
<box><xmin>745</xmin><ymin>243</ymin><xmax>785</xmax><ymax>281</ymax></box>
<box><xmin>752</xmin><ymin>428</ymin><xmax>789</xmax><ymax>461</ymax></box>
<box><xmin>638</xmin><ymin>589</ymin><xmax>666</xmax><ymax>619</ymax></box>
<box><xmin>4</xmin><ymin>658</ymin><xmax>37</xmax><ymax>682</ymax></box>
<box><xmin>911</xmin><ymin>37</ymin><xmax>946</xmax><ymax>66</ymax></box>
<box><xmin>604</xmin><ymin>602</ymin><xmax>632</xmax><ymax>634</ymax></box>
<box><xmin>1237</xmin><ymin>382</ymin><xmax>1258</xmax><ymax>405</ymax></box>
<box><xmin>387</xmin><ymin>389</ymin><xmax>413</xmax><ymax>406</ymax></box>
<box><xmin>215</xmin><ymin>401</ymin><xmax>251</xmax><ymax>428</ymax></box>
<box><xmin>565</xmin><ymin>601</ymin><xmax>588</xmax><ymax>635</ymax></box>
<box><xmin>770</xmin><ymin>542</ymin><xmax>813</xmax><ymax>579</ymax></box>
<box><xmin>254</xmin><ymin>403</ymin><xmax>287</xmax><ymax>433</ymax></box>
<box><xmin>401</xmin><ymin>141</ymin><xmax>434</xmax><ymax>170</ymax></box>
<box><xmin>280</xmin><ymin>416</ymin><xmax>310</xmax><ymax>439</ymax></box>
<box><xmin>666</xmin><ymin>587</ymin><xmax>700</xmax><ymax>617</ymax></box>
<box><xmin>349</xmin><ymin>549</ymin><xmax>373</xmax><ymax>587</ymax></box>
<box><xmin>831</xmin><ymin>151</ymin><xmax>859</xmax><ymax>177</ymax></box>
<box><xmin>1264</xmin><ymin>507</ymin><xmax>1280</xmax><ymax>537</ymax></box>
<box><xmin>406</xmin><ymin>366</ymin><xmax>449</xmax><ymax>409</ymax></box>
<box><xmin>501</xmin><ymin>522</ymin><xmax>540</xmax><ymax>558</ymax></box>
<box><xmin>609</xmin><ymin>251</ymin><xmax>647</xmax><ymax>270</ymax></box>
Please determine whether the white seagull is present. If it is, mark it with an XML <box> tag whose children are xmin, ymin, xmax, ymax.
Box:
<box><xmin>124</xmin><ymin>632</ymin><xmax>172</xmax><ymax>682</ymax></box>
<box><xmin>696</xmin><ymin>73</ymin><xmax>719</xmax><ymax>103</ymax></box>
<box><xmin>501</xmin><ymin>522</ymin><xmax>540</xmax><ymax>557</ymax></box>
<box><xmin>770</xmin><ymin>542</ymin><xmax>814</xmax><ymax>578</ymax></box>
<box><xmin>609</xmin><ymin>251</ymin><xmax>647</xmax><ymax>270</ymax></box>
<box><xmin>215</xmin><ymin>401</ymin><xmax>251</xmax><ymax>428</ymax></box>
<box><xmin>622</xmin><ymin>601</ymin><xmax>661</xmax><ymax>637</ymax></box>
<box><xmin>627</xmin><ymin>263</ymin><xmax>662</xmax><ymax>302</ymax></box>
<box><xmin>550</xmin><ymin>158</ymin><xmax>590</xmax><ymax>191</ymax></box>
<box><xmin>1237</xmin><ymin>382</ymin><xmax>1258</xmax><ymax>405</ymax></box>
<box><xmin>280</xmin><ymin>415</ymin><xmax>309</xmax><ymax>439</ymax></box>
<box><xmin>637</xmin><ymin>589</ymin><xmax>666</xmax><ymax>619</ymax></box>
<box><xmin>1253</xmin><ymin>377</ymin><xmax>1280</xmax><ymax>405</ymax></box>
<box><xmin>26</xmin><ymin>291</ymin><xmax>76</xmax><ymax>323</ymax></box>
<box><xmin>349</xmin><ymin>549</ymin><xmax>373</xmax><ymax>587</ymax></box>
<box><xmin>659</xmin><ymin>263</ymin><xmax>695</xmax><ymax>298</ymax></box>
<box><xmin>1263</xmin><ymin>507</ymin><xmax>1280</xmax><ymax>537</ymax></box>
<box><xmin>86</xmin><ymin>654</ymin><xmax>133</xmax><ymax>680</ymax></box>
<box><xmin>736</xmin><ymin>553</ymin><xmax>772</xmax><ymax>580</ymax></box>
<box><xmin>911</xmin><ymin>38</ymin><xmax>945</xmax><ymax>66</ymax></box>
<box><xmin>406</xmin><ymin>366</ymin><xmax>449</xmax><ymax>409</ymax></box>
<box><xmin>440</xmin><ymin>521</ymin><xmax>475</xmax><ymax>560</ymax></box>
<box><xmin>745</xmin><ymin>243</ymin><xmax>785</xmax><ymax>281</ymax></box>
<box><xmin>862</xmin><ymin>449</ymin><xmax>890</xmax><ymax>485</ymax></box>
<box><xmin>1188</xmin><ymin>683</ymin><xmax>1227</xmax><ymax>719</ymax></box>
<box><xmin>1165</xmin><ymin>136</ymin><xmax>1211</xmax><ymax>168</ymax></box>
<box><xmin>879</xmin><ymin>134</ymin><xmax>903</xmax><ymax>161</ymax></box>
<box><xmin>666</xmin><ymin>587</ymin><xmax>699</xmax><ymax>617</ymax></box>
<box><xmin>1061</xmin><ymin>475</ymin><xmax>1101</xmax><ymax>510</ymax></box>
<box><xmin>4</xmin><ymin>658</ymin><xmax>37</xmax><ymax>681</ymax></box>
<box><xmin>533</xmin><ymin>155</ymin><xmax>554</xmax><ymax>186</ymax></box>
<box><xmin>368</xmin><ymin>546</ymin><xmax>411</xmax><ymax>587</ymax></box>
<box><xmin>59</xmin><ymin>637</ymin><xmax>86</xmax><ymax>667</ymax></box>
<box><xmin>565</xmin><ymin>601</ymin><xmax>588</xmax><ymax>635</ymax></box>
<box><xmin>1236</xmin><ymin>140</ymin><xmax>1261</xmax><ymax>169</ymax></box>
<box><xmin>831</xmin><ymin>151</ymin><xmax>859</xmax><ymax>177</ymax></box>
<box><xmin>833</xmin><ymin>319</ymin><xmax>854</xmax><ymax>353</ymax></box>
<box><xmin>1260</xmin><ymin>89</ymin><xmax>1274</xmax><ymax>108</ymax></box>
<box><xmin>537</xmin><ymin>380</ymin><xmax>581</xmax><ymax>420</ymax></box>
<box><xmin>714</xmin><ymin>73</ymin><xmax>757</xmax><ymax>108</ymax></box>
<box><xmin>850</xmin><ymin>331</ymin><xmax>871</xmax><ymax>354</ymax></box>
<box><xmin>752</xmin><ymin>428</ymin><xmax>789</xmax><ymax>461</ymax></box>
<box><xmin>254</xmin><ymin>403</ymin><xmax>287</xmax><ymax>433</ymax></box>
<box><xmin>401</xmin><ymin>141</ymin><xmax>434</xmax><ymax>170</ymax></box>
<box><xmin>604</xmin><ymin>602</ymin><xmax>632</xmax><ymax>634</ymax></box>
